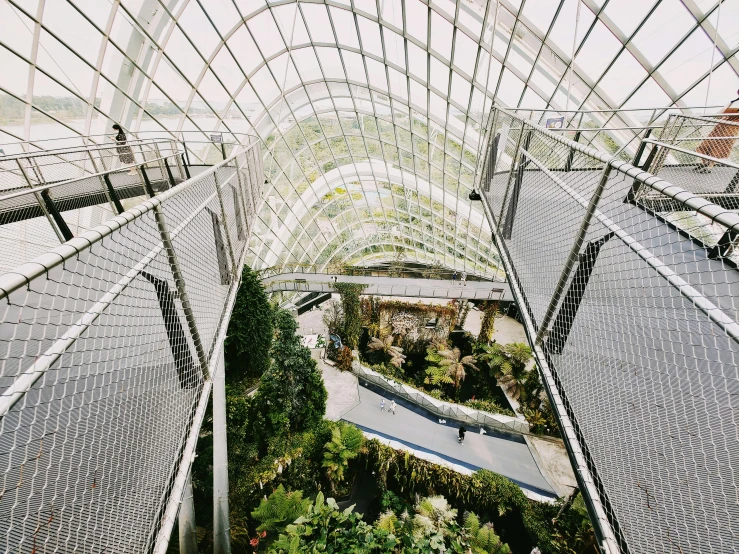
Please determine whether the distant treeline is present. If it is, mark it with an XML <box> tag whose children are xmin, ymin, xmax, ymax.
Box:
<box><xmin>0</xmin><ymin>94</ymin><xmax>198</xmax><ymax>125</ymax></box>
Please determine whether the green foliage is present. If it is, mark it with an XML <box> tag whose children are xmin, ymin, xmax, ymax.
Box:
<box><xmin>463</xmin><ymin>398</ymin><xmax>515</xmax><ymax>417</ymax></box>
<box><xmin>251</xmin><ymin>309</ymin><xmax>327</xmax><ymax>447</ymax></box>
<box><xmin>322</xmin><ymin>422</ymin><xmax>365</xmax><ymax>488</ymax></box>
<box><xmin>321</xmin><ymin>299</ymin><xmax>344</xmax><ymax>336</ymax></box>
<box><xmin>336</xmin><ymin>346</ymin><xmax>354</xmax><ymax>372</ymax></box>
<box><xmin>335</xmin><ymin>282</ymin><xmax>366</xmax><ymax>349</ymax></box>
<box><xmin>225</xmin><ymin>267</ymin><xmax>274</xmax><ymax>384</ymax></box>
<box><xmin>477</xmin><ymin>301</ymin><xmax>500</xmax><ymax>344</ymax></box>
<box><xmin>476</xmin><ymin>342</ymin><xmax>532</xmax><ymax>401</ymax></box>
<box><xmin>268</xmin><ymin>490</ymin><xmax>511</xmax><ymax>554</ymax></box>
<box><xmin>251</xmin><ymin>485</ymin><xmax>312</xmax><ymax>533</ymax></box>
<box><xmin>425</xmin><ymin>346</ymin><xmax>479</xmax><ymax>389</ymax></box>
<box><xmin>367</xmin><ymin>336</ymin><xmax>406</xmax><ymax>368</ymax></box>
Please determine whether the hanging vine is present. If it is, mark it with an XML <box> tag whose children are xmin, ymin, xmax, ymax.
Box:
<box><xmin>334</xmin><ymin>282</ymin><xmax>366</xmax><ymax>350</ymax></box>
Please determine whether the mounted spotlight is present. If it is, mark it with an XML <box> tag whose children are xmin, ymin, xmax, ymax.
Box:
<box><xmin>468</xmin><ymin>189</ymin><xmax>481</xmax><ymax>201</ymax></box>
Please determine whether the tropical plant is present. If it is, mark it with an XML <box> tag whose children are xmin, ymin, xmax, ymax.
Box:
<box><xmin>412</xmin><ymin>495</ymin><xmax>458</xmax><ymax>538</ymax></box>
<box><xmin>251</xmin><ymin>309</ymin><xmax>327</xmax><ymax>446</ymax></box>
<box><xmin>225</xmin><ymin>266</ymin><xmax>274</xmax><ymax>383</ymax></box>
<box><xmin>477</xmin><ymin>301</ymin><xmax>501</xmax><ymax>344</ymax></box>
<box><xmin>425</xmin><ymin>346</ymin><xmax>480</xmax><ymax>388</ymax></box>
<box><xmin>334</xmin><ymin>282</ymin><xmax>365</xmax><ymax>349</ymax></box>
<box><xmin>366</xmin><ymin>336</ymin><xmax>406</xmax><ymax>368</ymax></box>
<box><xmin>251</xmin><ymin>484</ymin><xmax>311</xmax><ymax>533</ymax></box>
<box><xmin>335</xmin><ymin>345</ymin><xmax>354</xmax><ymax>372</ymax></box>
<box><xmin>477</xmin><ymin>342</ymin><xmax>532</xmax><ymax>401</ymax></box>
<box><xmin>321</xmin><ymin>299</ymin><xmax>344</xmax><ymax>335</ymax></box>
<box><xmin>465</xmin><ymin>512</ymin><xmax>512</xmax><ymax>554</ymax></box>
<box><xmin>322</xmin><ymin>423</ymin><xmax>365</xmax><ymax>490</ymax></box>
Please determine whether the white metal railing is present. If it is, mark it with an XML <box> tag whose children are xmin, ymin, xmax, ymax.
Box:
<box><xmin>475</xmin><ymin>106</ymin><xmax>738</xmax><ymax>554</ymax></box>
<box><xmin>0</xmin><ymin>138</ymin><xmax>263</xmax><ymax>552</ymax></box>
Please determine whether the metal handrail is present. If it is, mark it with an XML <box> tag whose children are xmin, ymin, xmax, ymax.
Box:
<box><xmin>643</xmin><ymin>138</ymin><xmax>739</xmax><ymax>171</ymax></box>
<box><xmin>0</xmin><ymin>138</ymin><xmax>178</xmax><ymax>161</ymax></box>
<box><xmin>0</xmin><ymin>151</ymin><xmax>186</xmax><ymax>203</ymax></box>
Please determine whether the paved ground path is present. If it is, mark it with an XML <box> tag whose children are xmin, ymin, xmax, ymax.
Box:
<box><xmin>341</xmin><ymin>384</ymin><xmax>556</xmax><ymax>498</ymax></box>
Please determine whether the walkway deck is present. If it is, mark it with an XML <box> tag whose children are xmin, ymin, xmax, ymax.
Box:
<box><xmin>341</xmin><ymin>383</ymin><xmax>556</xmax><ymax>498</ymax></box>
<box><xmin>263</xmin><ymin>273</ymin><xmax>512</xmax><ymax>301</ymax></box>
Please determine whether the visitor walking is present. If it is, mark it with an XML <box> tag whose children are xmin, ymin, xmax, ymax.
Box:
<box><xmin>380</xmin><ymin>398</ymin><xmax>385</xmax><ymax>412</ymax></box>
<box><xmin>461</xmin><ymin>271</ymin><xmax>467</xmax><ymax>286</ymax></box>
<box><xmin>452</xmin><ymin>271</ymin><xmax>457</xmax><ymax>285</ymax></box>
<box><xmin>112</xmin><ymin>124</ymin><xmax>137</xmax><ymax>175</ymax></box>
<box><xmin>458</xmin><ymin>425</ymin><xmax>467</xmax><ymax>444</ymax></box>
<box><xmin>390</xmin><ymin>400</ymin><xmax>396</xmax><ymax>415</ymax></box>
<box><xmin>694</xmin><ymin>90</ymin><xmax>739</xmax><ymax>174</ymax></box>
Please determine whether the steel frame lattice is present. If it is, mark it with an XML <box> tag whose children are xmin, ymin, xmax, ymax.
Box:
<box><xmin>2</xmin><ymin>0</ymin><xmax>737</xmax><ymax>278</ymax></box>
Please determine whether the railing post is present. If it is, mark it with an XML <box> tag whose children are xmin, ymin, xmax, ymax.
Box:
<box><xmin>40</xmin><ymin>189</ymin><xmax>74</xmax><ymax>241</ymax></box>
<box><xmin>497</xmin><ymin>121</ymin><xmax>527</xmax><ymax>224</ymax></box>
<box><xmin>565</xmin><ymin>131</ymin><xmax>580</xmax><ymax>172</ymax></box>
<box><xmin>631</xmin><ymin>128</ymin><xmax>653</xmax><ymax>168</ymax></box>
<box><xmin>15</xmin><ymin>159</ymin><xmax>66</xmax><ymax>243</ymax></box>
<box><xmin>103</xmin><ymin>173</ymin><xmax>125</xmax><ymax>214</ymax></box>
<box><xmin>213</xmin><ymin>347</ymin><xmax>231</xmax><ymax>554</ymax></box>
<box><xmin>535</xmin><ymin>162</ymin><xmax>614</xmax><ymax>344</ymax></box>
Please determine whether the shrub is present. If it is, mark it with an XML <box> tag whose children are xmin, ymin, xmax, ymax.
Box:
<box><xmin>336</xmin><ymin>346</ymin><xmax>354</xmax><ymax>372</ymax></box>
<box><xmin>225</xmin><ymin>266</ymin><xmax>274</xmax><ymax>384</ymax></box>
<box><xmin>334</xmin><ymin>282</ymin><xmax>366</xmax><ymax>349</ymax></box>
<box><xmin>251</xmin><ymin>485</ymin><xmax>311</xmax><ymax>534</ymax></box>
<box><xmin>322</xmin><ymin>422</ymin><xmax>365</xmax><ymax>489</ymax></box>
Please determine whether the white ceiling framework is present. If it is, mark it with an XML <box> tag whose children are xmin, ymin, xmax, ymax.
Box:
<box><xmin>0</xmin><ymin>0</ymin><xmax>737</xmax><ymax>273</ymax></box>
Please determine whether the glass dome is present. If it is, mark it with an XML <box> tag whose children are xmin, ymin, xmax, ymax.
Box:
<box><xmin>1</xmin><ymin>0</ymin><xmax>737</xmax><ymax>273</ymax></box>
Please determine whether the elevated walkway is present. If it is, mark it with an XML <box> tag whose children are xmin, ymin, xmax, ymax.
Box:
<box><xmin>262</xmin><ymin>272</ymin><xmax>512</xmax><ymax>301</ymax></box>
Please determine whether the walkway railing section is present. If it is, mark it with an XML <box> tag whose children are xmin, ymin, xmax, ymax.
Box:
<box><xmin>354</xmin><ymin>363</ymin><xmax>530</xmax><ymax>436</ymax></box>
<box><xmin>476</xmin><ymin>107</ymin><xmax>738</xmax><ymax>554</ymax></box>
<box><xmin>0</xmin><ymin>140</ymin><xmax>189</xmax><ymax>273</ymax></box>
<box><xmin>0</xmin><ymin>140</ymin><xmax>263</xmax><ymax>553</ymax></box>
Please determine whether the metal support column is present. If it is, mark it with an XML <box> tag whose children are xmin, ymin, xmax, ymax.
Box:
<box><xmin>536</xmin><ymin>163</ymin><xmax>614</xmax><ymax>344</ymax></box>
<box><xmin>213</xmin><ymin>348</ymin><xmax>231</xmax><ymax>554</ymax></box>
<box><xmin>498</xmin><ymin>121</ymin><xmax>526</xmax><ymax>224</ymax></box>
<box><xmin>178</xmin><ymin>472</ymin><xmax>199</xmax><ymax>554</ymax></box>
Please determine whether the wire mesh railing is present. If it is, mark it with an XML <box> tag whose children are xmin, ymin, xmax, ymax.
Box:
<box><xmin>0</xmin><ymin>141</ymin><xmax>191</xmax><ymax>274</ymax></box>
<box><xmin>476</xmin><ymin>106</ymin><xmax>738</xmax><ymax>554</ymax></box>
<box><xmin>0</xmin><ymin>139</ymin><xmax>262</xmax><ymax>553</ymax></box>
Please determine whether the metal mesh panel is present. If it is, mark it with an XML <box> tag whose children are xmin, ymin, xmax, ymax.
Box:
<box><xmin>480</xmin><ymin>107</ymin><xmax>738</xmax><ymax>554</ymax></box>
<box><xmin>0</xmin><ymin>140</ymin><xmax>262</xmax><ymax>553</ymax></box>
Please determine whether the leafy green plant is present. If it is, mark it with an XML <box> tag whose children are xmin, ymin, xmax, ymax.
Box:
<box><xmin>251</xmin><ymin>485</ymin><xmax>311</xmax><ymax>534</ymax></box>
<box><xmin>336</xmin><ymin>345</ymin><xmax>354</xmax><ymax>372</ymax></box>
<box><xmin>334</xmin><ymin>282</ymin><xmax>366</xmax><ymax>349</ymax></box>
<box><xmin>251</xmin><ymin>309</ymin><xmax>327</xmax><ymax>446</ymax></box>
<box><xmin>225</xmin><ymin>266</ymin><xmax>274</xmax><ymax>384</ymax></box>
<box><xmin>367</xmin><ymin>336</ymin><xmax>406</xmax><ymax>368</ymax></box>
<box><xmin>322</xmin><ymin>423</ymin><xmax>365</xmax><ymax>490</ymax></box>
<box><xmin>477</xmin><ymin>342</ymin><xmax>532</xmax><ymax>401</ymax></box>
<box><xmin>477</xmin><ymin>301</ymin><xmax>501</xmax><ymax>344</ymax></box>
<box><xmin>425</xmin><ymin>346</ymin><xmax>480</xmax><ymax>389</ymax></box>
<box><xmin>465</xmin><ymin>512</ymin><xmax>511</xmax><ymax>554</ymax></box>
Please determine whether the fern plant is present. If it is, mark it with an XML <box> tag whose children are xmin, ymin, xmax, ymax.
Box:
<box><xmin>322</xmin><ymin>423</ymin><xmax>365</xmax><ymax>490</ymax></box>
<box><xmin>464</xmin><ymin>512</ymin><xmax>511</xmax><ymax>554</ymax></box>
<box><xmin>251</xmin><ymin>484</ymin><xmax>311</xmax><ymax>534</ymax></box>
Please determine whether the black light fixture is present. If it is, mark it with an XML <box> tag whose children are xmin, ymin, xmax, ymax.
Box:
<box><xmin>468</xmin><ymin>189</ymin><xmax>481</xmax><ymax>201</ymax></box>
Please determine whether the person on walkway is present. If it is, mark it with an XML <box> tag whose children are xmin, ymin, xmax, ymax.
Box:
<box><xmin>390</xmin><ymin>400</ymin><xmax>396</xmax><ymax>414</ymax></box>
<box><xmin>458</xmin><ymin>425</ymin><xmax>467</xmax><ymax>444</ymax></box>
<box><xmin>380</xmin><ymin>398</ymin><xmax>385</xmax><ymax>412</ymax></box>
<box><xmin>112</xmin><ymin>123</ymin><xmax>137</xmax><ymax>175</ymax></box>
<box><xmin>695</xmin><ymin>91</ymin><xmax>739</xmax><ymax>174</ymax></box>
<box><xmin>452</xmin><ymin>271</ymin><xmax>457</xmax><ymax>285</ymax></box>
<box><xmin>461</xmin><ymin>271</ymin><xmax>467</xmax><ymax>286</ymax></box>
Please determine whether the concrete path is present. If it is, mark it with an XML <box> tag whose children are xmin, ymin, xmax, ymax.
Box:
<box><xmin>342</xmin><ymin>384</ymin><xmax>556</xmax><ymax>497</ymax></box>
<box><xmin>311</xmin><ymin>350</ymin><xmax>360</xmax><ymax>421</ymax></box>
